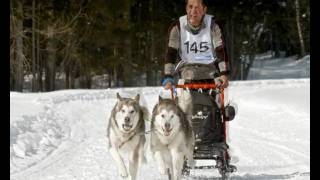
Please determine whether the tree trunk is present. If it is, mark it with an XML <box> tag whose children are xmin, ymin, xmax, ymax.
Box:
<box><xmin>15</xmin><ymin>1</ymin><xmax>24</xmax><ymax>92</ymax></box>
<box><xmin>85</xmin><ymin>73</ymin><xmax>91</xmax><ymax>89</ymax></box>
<box><xmin>10</xmin><ymin>45</ymin><xmax>15</xmax><ymax>90</ymax></box>
<box><xmin>31</xmin><ymin>0</ymin><xmax>36</xmax><ymax>92</ymax></box>
<box><xmin>112</xmin><ymin>44</ymin><xmax>119</xmax><ymax>86</ymax></box>
<box><xmin>65</xmin><ymin>67</ymin><xmax>70</xmax><ymax>89</ymax></box>
<box><xmin>37</xmin><ymin>2</ymin><xmax>42</xmax><ymax>91</ymax></box>
<box><xmin>295</xmin><ymin>0</ymin><xmax>306</xmax><ymax>57</ymax></box>
<box><xmin>70</xmin><ymin>70</ymin><xmax>75</xmax><ymax>89</ymax></box>
<box><xmin>146</xmin><ymin>70</ymin><xmax>152</xmax><ymax>86</ymax></box>
<box><xmin>243</xmin><ymin>23</ymin><xmax>264</xmax><ymax>80</ymax></box>
<box><xmin>113</xmin><ymin>65</ymin><xmax>118</xmax><ymax>87</ymax></box>
<box><xmin>243</xmin><ymin>54</ymin><xmax>255</xmax><ymax>80</ymax></box>
<box><xmin>63</xmin><ymin>36</ymin><xmax>72</xmax><ymax>89</ymax></box>
<box><xmin>45</xmin><ymin>26</ymin><xmax>56</xmax><ymax>91</ymax></box>
<box><xmin>226</xmin><ymin>18</ymin><xmax>238</xmax><ymax>80</ymax></box>
<box><xmin>108</xmin><ymin>69</ymin><xmax>112</xmax><ymax>88</ymax></box>
<box><xmin>37</xmin><ymin>45</ymin><xmax>43</xmax><ymax>92</ymax></box>
<box><xmin>146</xmin><ymin>0</ymin><xmax>155</xmax><ymax>86</ymax></box>
<box><xmin>274</xmin><ymin>30</ymin><xmax>280</xmax><ymax>58</ymax></box>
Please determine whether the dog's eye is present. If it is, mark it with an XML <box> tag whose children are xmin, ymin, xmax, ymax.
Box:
<box><xmin>121</xmin><ymin>109</ymin><xmax>125</xmax><ymax>113</ymax></box>
<box><xmin>171</xmin><ymin>115</ymin><xmax>174</xmax><ymax>119</ymax></box>
<box><xmin>130</xmin><ymin>110</ymin><xmax>135</xmax><ymax>114</ymax></box>
<box><xmin>161</xmin><ymin>114</ymin><xmax>165</xmax><ymax>118</ymax></box>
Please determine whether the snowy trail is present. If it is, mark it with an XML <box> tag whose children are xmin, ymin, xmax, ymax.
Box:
<box><xmin>10</xmin><ymin>79</ymin><xmax>310</xmax><ymax>180</ymax></box>
<box><xmin>226</xmin><ymin>79</ymin><xmax>309</xmax><ymax>179</ymax></box>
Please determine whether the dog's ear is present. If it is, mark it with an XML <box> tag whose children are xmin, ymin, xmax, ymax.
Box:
<box><xmin>158</xmin><ymin>95</ymin><xmax>163</xmax><ymax>102</ymax></box>
<box><xmin>116</xmin><ymin>92</ymin><xmax>123</xmax><ymax>101</ymax></box>
<box><xmin>134</xmin><ymin>94</ymin><xmax>140</xmax><ymax>102</ymax></box>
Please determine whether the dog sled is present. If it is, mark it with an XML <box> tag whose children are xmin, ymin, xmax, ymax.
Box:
<box><xmin>171</xmin><ymin>83</ymin><xmax>237</xmax><ymax>180</ymax></box>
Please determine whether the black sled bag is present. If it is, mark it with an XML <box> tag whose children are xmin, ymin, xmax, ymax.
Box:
<box><xmin>190</xmin><ymin>90</ymin><xmax>224</xmax><ymax>143</ymax></box>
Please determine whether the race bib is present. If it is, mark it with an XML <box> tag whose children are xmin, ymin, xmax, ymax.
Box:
<box><xmin>179</xmin><ymin>14</ymin><xmax>215</xmax><ymax>64</ymax></box>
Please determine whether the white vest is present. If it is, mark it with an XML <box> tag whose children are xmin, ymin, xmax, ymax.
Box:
<box><xmin>179</xmin><ymin>14</ymin><xmax>215</xmax><ymax>64</ymax></box>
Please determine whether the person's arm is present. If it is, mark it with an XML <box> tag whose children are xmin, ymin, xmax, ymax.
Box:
<box><xmin>211</xmin><ymin>20</ymin><xmax>230</xmax><ymax>88</ymax></box>
<box><xmin>162</xmin><ymin>20</ymin><xmax>180</xmax><ymax>89</ymax></box>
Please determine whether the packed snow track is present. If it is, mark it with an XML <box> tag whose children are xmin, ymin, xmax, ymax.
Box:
<box><xmin>10</xmin><ymin>79</ymin><xmax>310</xmax><ymax>180</ymax></box>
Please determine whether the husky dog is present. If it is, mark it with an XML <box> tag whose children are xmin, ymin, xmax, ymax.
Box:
<box><xmin>106</xmin><ymin>93</ymin><xmax>149</xmax><ymax>180</ymax></box>
<box><xmin>150</xmin><ymin>96</ymin><xmax>194</xmax><ymax>180</ymax></box>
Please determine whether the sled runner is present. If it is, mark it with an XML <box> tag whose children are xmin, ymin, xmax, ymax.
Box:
<box><xmin>171</xmin><ymin>83</ymin><xmax>237</xmax><ymax>180</ymax></box>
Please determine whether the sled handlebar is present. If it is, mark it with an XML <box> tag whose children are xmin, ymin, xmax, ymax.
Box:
<box><xmin>170</xmin><ymin>83</ymin><xmax>224</xmax><ymax>99</ymax></box>
<box><xmin>171</xmin><ymin>83</ymin><xmax>225</xmax><ymax>109</ymax></box>
<box><xmin>175</xmin><ymin>83</ymin><xmax>223</xmax><ymax>90</ymax></box>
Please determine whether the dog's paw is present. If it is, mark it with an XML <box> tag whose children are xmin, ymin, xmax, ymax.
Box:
<box><xmin>119</xmin><ymin>168</ymin><xmax>128</xmax><ymax>178</ymax></box>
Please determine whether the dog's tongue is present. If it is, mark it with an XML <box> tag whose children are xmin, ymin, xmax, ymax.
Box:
<box><xmin>124</xmin><ymin>124</ymin><xmax>130</xmax><ymax>127</ymax></box>
<box><xmin>123</xmin><ymin>124</ymin><xmax>132</xmax><ymax>130</ymax></box>
<box><xmin>164</xmin><ymin>128</ymin><xmax>172</xmax><ymax>136</ymax></box>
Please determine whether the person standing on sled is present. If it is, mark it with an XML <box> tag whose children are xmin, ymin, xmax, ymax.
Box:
<box><xmin>162</xmin><ymin>0</ymin><xmax>235</xmax><ymax>160</ymax></box>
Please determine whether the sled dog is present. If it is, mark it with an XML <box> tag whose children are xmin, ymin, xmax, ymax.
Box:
<box><xmin>150</xmin><ymin>96</ymin><xmax>194</xmax><ymax>180</ymax></box>
<box><xmin>106</xmin><ymin>93</ymin><xmax>149</xmax><ymax>180</ymax></box>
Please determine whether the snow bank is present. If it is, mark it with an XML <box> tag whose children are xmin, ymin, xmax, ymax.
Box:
<box><xmin>248</xmin><ymin>54</ymin><xmax>310</xmax><ymax>80</ymax></box>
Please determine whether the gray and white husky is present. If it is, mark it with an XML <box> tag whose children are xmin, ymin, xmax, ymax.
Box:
<box><xmin>150</xmin><ymin>96</ymin><xmax>194</xmax><ymax>180</ymax></box>
<box><xmin>106</xmin><ymin>93</ymin><xmax>149</xmax><ymax>180</ymax></box>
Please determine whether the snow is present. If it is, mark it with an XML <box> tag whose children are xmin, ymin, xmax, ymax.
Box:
<box><xmin>10</xmin><ymin>54</ymin><xmax>310</xmax><ymax>180</ymax></box>
<box><xmin>247</xmin><ymin>53</ymin><xmax>310</xmax><ymax>80</ymax></box>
